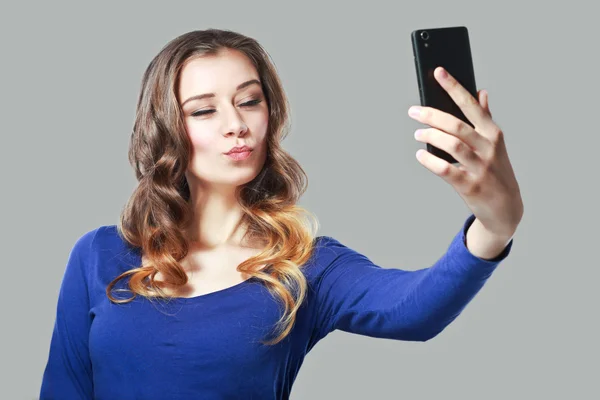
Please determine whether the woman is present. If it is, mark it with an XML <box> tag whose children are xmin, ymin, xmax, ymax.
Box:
<box><xmin>40</xmin><ymin>28</ymin><xmax>523</xmax><ymax>399</ymax></box>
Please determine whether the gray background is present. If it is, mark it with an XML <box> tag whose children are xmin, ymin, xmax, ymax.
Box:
<box><xmin>2</xmin><ymin>0</ymin><xmax>598</xmax><ymax>398</ymax></box>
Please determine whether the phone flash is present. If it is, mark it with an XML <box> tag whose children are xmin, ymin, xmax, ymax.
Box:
<box><xmin>424</xmin><ymin>43</ymin><xmax>429</xmax><ymax>47</ymax></box>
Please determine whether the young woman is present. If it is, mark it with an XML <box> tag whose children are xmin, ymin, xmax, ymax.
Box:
<box><xmin>40</xmin><ymin>28</ymin><xmax>523</xmax><ymax>399</ymax></box>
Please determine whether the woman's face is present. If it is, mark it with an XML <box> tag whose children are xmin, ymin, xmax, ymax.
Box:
<box><xmin>178</xmin><ymin>48</ymin><xmax>269</xmax><ymax>191</ymax></box>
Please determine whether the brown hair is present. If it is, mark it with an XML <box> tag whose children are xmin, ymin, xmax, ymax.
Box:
<box><xmin>107</xmin><ymin>28</ymin><xmax>320</xmax><ymax>345</ymax></box>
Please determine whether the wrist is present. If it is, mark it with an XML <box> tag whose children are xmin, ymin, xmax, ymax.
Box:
<box><xmin>465</xmin><ymin>218</ymin><xmax>514</xmax><ymax>260</ymax></box>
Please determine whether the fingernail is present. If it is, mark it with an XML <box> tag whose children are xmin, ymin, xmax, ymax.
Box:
<box><xmin>408</xmin><ymin>106</ymin><xmax>421</xmax><ymax>117</ymax></box>
<box><xmin>414</xmin><ymin>129</ymin><xmax>423</xmax><ymax>138</ymax></box>
<box><xmin>439</xmin><ymin>67</ymin><xmax>448</xmax><ymax>78</ymax></box>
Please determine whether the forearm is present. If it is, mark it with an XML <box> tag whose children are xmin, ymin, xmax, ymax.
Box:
<box><xmin>465</xmin><ymin>217</ymin><xmax>514</xmax><ymax>260</ymax></box>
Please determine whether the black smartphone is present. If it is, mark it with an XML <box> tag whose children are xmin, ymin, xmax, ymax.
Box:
<box><xmin>411</xmin><ymin>26</ymin><xmax>478</xmax><ymax>164</ymax></box>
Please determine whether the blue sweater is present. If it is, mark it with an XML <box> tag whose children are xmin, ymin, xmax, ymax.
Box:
<box><xmin>40</xmin><ymin>214</ymin><xmax>513</xmax><ymax>399</ymax></box>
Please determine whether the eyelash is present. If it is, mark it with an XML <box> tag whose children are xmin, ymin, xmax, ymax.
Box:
<box><xmin>191</xmin><ymin>99</ymin><xmax>263</xmax><ymax>117</ymax></box>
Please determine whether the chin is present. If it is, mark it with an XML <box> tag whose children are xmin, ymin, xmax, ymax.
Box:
<box><xmin>233</xmin><ymin>169</ymin><xmax>263</xmax><ymax>186</ymax></box>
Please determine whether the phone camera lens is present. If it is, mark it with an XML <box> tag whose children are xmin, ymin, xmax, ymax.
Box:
<box><xmin>420</xmin><ymin>31</ymin><xmax>429</xmax><ymax>40</ymax></box>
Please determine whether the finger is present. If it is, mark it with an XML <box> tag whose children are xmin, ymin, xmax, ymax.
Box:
<box><xmin>414</xmin><ymin>128</ymin><xmax>483</xmax><ymax>171</ymax></box>
<box><xmin>478</xmin><ymin>89</ymin><xmax>491</xmax><ymax>117</ymax></box>
<box><xmin>434</xmin><ymin>67</ymin><xmax>496</xmax><ymax>133</ymax></box>
<box><xmin>408</xmin><ymin>105</ymin><xmax>490</xmax><ymax>156</ymax></box>
<box><xmin>416</xmin><ymin>149</ymin><xmax>471</xmax><ymax>192</ymax></box>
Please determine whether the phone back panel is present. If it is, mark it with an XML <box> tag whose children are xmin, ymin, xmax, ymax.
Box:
<box><xmin>411</xmin><ymin>26</ymin><xmax>478</xmax><ymax>164</ymax></box>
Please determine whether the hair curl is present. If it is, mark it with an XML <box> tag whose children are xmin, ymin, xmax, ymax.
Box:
<box><xmin>107</xmin><ymin>28</ymin><xmax>320</xmax><ymax>346</ymax></box>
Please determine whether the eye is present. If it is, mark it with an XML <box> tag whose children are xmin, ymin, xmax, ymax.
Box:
<box><xmin>191</xmin><ymin>109</ymin><xmax>214</xmax><ymax>117</ymax></box>
<box><xmin>191</xmin><ymin>98</ymin><xmax>263</xmax><ymax>117</ymax></box>
<box><xmin>242</xmin><ymin>99</ymin><xmax>262</xmax><ymax>107</ymax></box>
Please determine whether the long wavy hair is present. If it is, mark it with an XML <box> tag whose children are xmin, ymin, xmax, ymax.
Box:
<box><xmin>107</xmin><ymin>28</ymin><xmax>320</xmax><ymax>346</ymax></box>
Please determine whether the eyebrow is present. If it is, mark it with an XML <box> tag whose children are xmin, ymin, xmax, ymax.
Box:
<box><xmin>180</xmin><ymin>79</ymin><xmax>261</xmax><ymax>107</ymax></box>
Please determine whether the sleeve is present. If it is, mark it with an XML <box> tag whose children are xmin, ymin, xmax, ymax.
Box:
<box><xmin>39</xmin><ymin>230</ymin><xmax>96</xmax><ymax>399</ymax></box>
<box><xmin>312</xmin><ymin>214</ymin><xmax>513</xmax><ymax>342</ymax></box>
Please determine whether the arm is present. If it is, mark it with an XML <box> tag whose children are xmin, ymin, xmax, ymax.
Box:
<box><xmin>312</xmin><ymin>214</ymin><xmax>513</xmax><ymax>342</ymax></box>
<box><xmin>40</xmin><ymin>230</ymin><xmax>95</xmax><ymax>399</ymax></box>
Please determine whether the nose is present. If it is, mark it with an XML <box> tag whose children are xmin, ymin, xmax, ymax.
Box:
<box><xmin>223</xmin><ymin>107</ymin><xmax>248</xmax><ymax>137</ymax></box>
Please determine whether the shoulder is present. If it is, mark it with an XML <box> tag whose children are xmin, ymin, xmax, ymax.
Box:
<box><xmin>303</xmin><ymin>235</ymin><xmax>367</xmax><ymax>281</ymax></box>
<box><xmin>71</xmin><ymin>224</ymin><xmax>133</xmax><ymax>256</ymax></box>
<box><xmin>90</xmin><ymin>224</ymin><xmax>134</xmax><ymax>252</ymax></box>
<box><xmin>312</xmin><ymin>235</ymin><xmax>369</xmax><ymax>260</ymax></box>
<box><xmin>312</xmin><ymin>235</ymin><xmax>351</xmax><ymax>258</ymax></box>
<box><xmin>68</xmin><ymin>224</ymin><xmax>141</xmax><ymax>284</ymax></box>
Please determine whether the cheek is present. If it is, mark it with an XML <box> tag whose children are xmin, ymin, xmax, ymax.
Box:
<box><xmin>186</xmin><ymin>126</ymin><xmax>219</xmax><ymax>152</ymax></box>
<box><xmin>253</xmin><ymin>113</ymin><xmax>270</xmax><ymax>145</ymax></box>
